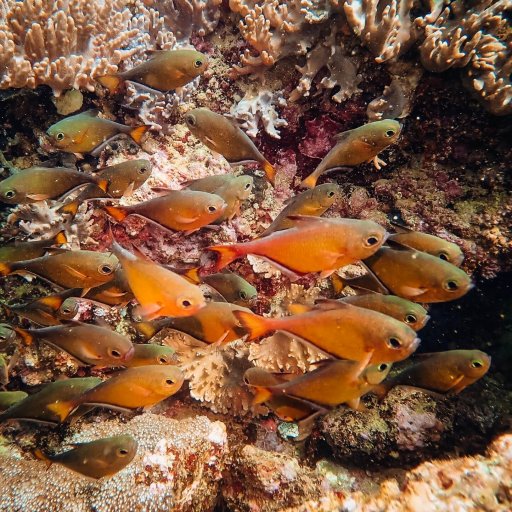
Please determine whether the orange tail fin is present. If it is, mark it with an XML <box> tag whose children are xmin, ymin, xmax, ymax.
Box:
<box><xmin>300</xmin><ymin>172</ymin><xmax>318</xmax><ymax>189</ymax></box>
<box><xmin>33</xmin><ymin>448</ymin><xmax>53</xmax><ymax>469</ymax></box>
<box><xmin>331</xmin><ymin>273</ymin><xmax>345</xmax><ymax>294</ymax></box>
<box><xmin>261</xmin><ymin>160</ymin><xmax>276</xmax><ymax>187</ymax></box>
<box><xmin>207</xmin><ymin>245</ymin><xmax>240</xmax><ymax>271</ymax></box>
<box><xmin>0</xmin><ymin>262</ymin><xmax>12</xmax><ymax>277</ymax></box>
<box><xmin>129</xmin><ymin>125</ymin><xmax>151</xmax><ymax>145</ymax></box>
<box><xmin>133</xmin><ymin>321</ymin><xmax>158</xmax><ymax>340</ymax></box>
<box><xmin>103</xmin><ymin>205</ymin><xmax>128</xmax><ymax>222</ymax></box>
<box><xmin>96</xmin><ymin>74</ymin><xmax>123</xmax><ymax>95</ymax></box>
<box><xmin>53</xmin><ymin>230</ymin><xmax>68</xmax><ymax>245</ymax></box>
<box><xmin>252</xmin><ymin>386</ymin><xmax>273</xmax><ymax>405</ymax></box>
<box><xmin>12</xmin><ymin>326</ymin><xmax>34</xmax><ymax>346</ymax></box>
<box><xmin>56</xmin><ymin>200</ymin><xmax>79</xmax><ymax>216</ymax></box>
<box><xmin>182</xmin><ymin>267</ymin><xmax>201</xmax><ymax>284</ymax></box>
<box><xmin>233</xmin><ymin>311</ymin><xmax>271</xmax><ymax>341</ymax></box>
<box><xmin>47</xmin><ymin>400</ymin><xmax>76</xmax><ymax>422</ymax></box>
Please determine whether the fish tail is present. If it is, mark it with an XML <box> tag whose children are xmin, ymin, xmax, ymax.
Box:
<box><xmin>97</xmin><ymin>179</ymin><xmax>109</xmax><ymax>193</ymax></box>
<box><xmin>233</xmin><ymin>311</ymin><xmax>271</xmax><ymax>341</ymax></box>
<box><xmin>300</xmin><ymin>172</ymin><xmax>318</xmax><ymax>189</ymax></box>
<box><xmin>103</xmin><ymin>205</ymin><xmax>128</xmax><ymax>222</ymax></box>
<box><xmin>133</xmin><ymin>321</ymin><xmax>158</xmax><ymax>340</ymax></box>
<box><xmin>53</xmin><ymin>230</ymin><xmax>68</xmax><ymax>245</ymax></box>
<box><xmin>261</xmin><ymin>160</ymin><xmax>276</xmax><ymax>187</ymax></box>
<box><xmin>129</xmin><ymin>125</ymin><xmax>151</xmax><ymax>145</ymax></box>
<box><xmin>330</xmin><ymin>273</ymin><xmax>345</xmax><ymax>294</ymax></box>
<box><xmin>182</xmin><ymin>267</ymin><xmax>201</xmax><ymax>284</ymax></box>
<box><xmin>46</xmin><ymin>400</ymin><xmax>75</xmax><ymax>423</ymax></box>
<box><xmin>33</xmin><ymin>448</ymin><xmax>52</xmax><ymax>469</ymax></box>
<box><xmin>252</xmin><ymin>386</ymin><xmax>273</xmax><ymax>405</ymax></box>
<box><xmin>0</xmin><ymin>262</ymin><xmax>13</xmax><ymax>277</ymax></box>
<box><xmin>12</xmin><ymin>326</ymin><xmax>34</xmax><ymax>346</ymax></box>
<box><xmin>56</xmin><ymin>200</ymin><xmax>79</xmax><ymax>217</ymax></box>
<box><xmin>207</xmin><ymin>244</ymin><xmax>240</xmax><ymax>271</ymax></box>
<box><xmin>96</xmin><ymin>74</ymin><xmax>123</xmax><ymax>95</ymax></box>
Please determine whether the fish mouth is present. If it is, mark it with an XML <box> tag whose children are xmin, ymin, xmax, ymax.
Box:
<box><xmin>410</xmin><ymin>337</ymin><xmax>421</xmax><ymax>352</ymax></box>
<box><xmin>122</xmin><ymin>346</ymin><xmax>135</xmax><ymax>362</ymax></box>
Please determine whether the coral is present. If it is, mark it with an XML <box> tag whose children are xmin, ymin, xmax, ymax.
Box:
<box><xmin>0</xmin><ymin>413</ymin><xmax>228</xmax><ymax>512</ymax></box>
<box><xmin>230</xmin><ymin>88</ymin><xmax>288</xmax><ymax>139</ymax></box>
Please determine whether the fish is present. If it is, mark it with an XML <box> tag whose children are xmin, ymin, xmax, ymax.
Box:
<box><xmin>184</xmin><ymin>108</ymin><xmax>276</xmax><ymax>185</ymax></box>
<box><xmin>47</xmin><ymin>365</ymin><xmax>185</xmax><ymax>422</ymax></box>
<box><xmin>234</xmin><ymin>301</ymin><xmax>420</xmax><ymax>364</ymax></box>
<box><xmin>388</xmin><ymin>225</ymin><xmax>464</xmax><ymax>266</ymax></box>
<box><xmin>6</xmin><ymin>288</ymin><xmax>80</xmax><ymax>326</ymax></box>
<box><xmin>34</xmin><ymin>435</ymin><xmax>138</xmax><ymax>479</ymax></box>
<box><xmin>111</xmin><ymin>242</ymin><xmax>206</xmax><ymax>320</ymax></box>
<box><xmin>0</xmin><ymin>354</ymin><xmax>8</xmax><ymax>387</ymax></box>
<box><xmin>123</xmin><ymin>344</ymin><xmax>177</xmax><ymax>367</ymax></box>
<box><xmin>133</xmin><ymin>301</ymin><xmax>251</xmax><ymax>344</ymax></box>
<box><xmin>0</xmin><ymin>231</ymin><xmax>67</xmax><ymax>262</ymax></box>
<box><xmin>182</xmin><ymin>174</ymin><xmax>238</xmax><ymax>193</ymax></box>
<box><xmin>380</xmin><ymin>350</ymin><xmax>491</xmax><ymax>395</ymax></box>
<box><xmin>211</xmin><ymin>175</ymin><xmax>254</xmax><ymax>223</ymax></box>
<box><xmin>207</xmin><ymin>215</ymin><xmax>387</xmax><ymax>280</ymax></box>
<box><xmin>104</xmin><ymin>190</ymin><xmax>227</xmax><ymax>233</ymax></box>
<box><xmin>97</xmin><ymin>49</ymin><xmax>208</xmax><ymax>94</ymax></box>
<box><xmin>318</xmin><ymin>294</ymin><xmax>430</xmax><ymax>331</ymax></box>
<box><xmin>0</xmin><ymin>377</ymin><xmax>102</xmax><ymax>424</ymax></box>
<box><xmin>197</xmin><ymin>271</ymin><xmax>257</xmax><ymax>306</ymax></box>
<box><xmin>0</xmin><ymin>324</ymin><xmax>17</xmax><ymax>348</ymax></box>
<box><xmin>357</xmin><ymin>245</ymin><xmax>473</xmax><ymax>303</ymax></box>
<box><xmin>84</xmin><ymin>268</ymin><xmax>134</xmax><ymax>306</ymax></box>
<box><xmin>46</xmin><ymin>110</ymin><xmax>149</xmax><ymax>155</ymax></box>
<box><xmin>300</xmin><ymin>120</ymin><xmax>402</xmax><ymax>188</ymax></box>
<box><xmin>0</xmin><ymin>250</ymin><xmax>119</xmax><ymax>289</ymax></box>
<box><xmin>0</xmin><ymin>167</ymin><xmax>109</xmax><ymax>204</ymax></box>
<box><xmin>0</xmin><ymin>391</ymin><xmax>28</xmax><ymax>412</ymax></box>
<box><xmin>245</xmin><ymin>360</ymin><xmax>392</xmax><ymax>412</ymax></box>
<box><xmin>58</xmin><ymin>159</ymin><xmax>152</xmax><ymax>216</ymax></box>
<box><xmin>259</xmin><ymin>184</ymin><xmax>341</xmax><ymax>237</ymax></box>
<box><xmin>9</xmin><ymin>322</ymin><xmax>135</xmax><ymax>367</ymax></box>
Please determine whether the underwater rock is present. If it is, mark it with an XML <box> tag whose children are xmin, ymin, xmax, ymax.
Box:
<box><xmin>0</xmin><ymin>413</ymin><xmax>228</xmax><ymax>512</ymax></box>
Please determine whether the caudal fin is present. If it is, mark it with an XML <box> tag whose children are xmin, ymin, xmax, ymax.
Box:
<box><xmin>129</xmin><ymin>125</ymin><xmax>151</xmax><ymax>145</ymax></box>
<box><xmin>56</xmin><ymin>200</ymin><xmax>79</xmax><ymax>217</ymax></box>
<box><xmin>207</xmin><ymin>245</ymin><xmax>240</xmax><ymax>271</ymax></box>
<box><xmin>261</xmin><ymin>160</ymin><xmax>276</xmax><ymax>187</ymax></box>
<box><xmin>103</xmin><ymin>205</ymin><xmax>128</xmax><ymax>222</ymax></box>
<box><xmin>252</xmin><ymin>386</ymin><xmax>273</xmax><ymax>405</ymax></box>
<box><xmin>300</xmin><ymin>171</ymin><xmax>318</xmax><ymax>189</ymax></box>
<box><xmin>96</xmin><ymin>74</ymin><xmax>123</xmax><ymax>95</ymax></box>
<box><xmin>0</xmin><ymin>262</ymin><xmax>12</xmax><ymax>277</ymax></box>
<box><xmin>53</xmin><ymin>230</ymin><xmax>68</xmax><ymax>245</ymax></box>
<box><xmin>12</xmin><ymin>326</ymin><xmax>34</xmax><ymax>346</ymax></box>
<box><xmin>233</xmin><ymin>310</ymin><xmax>271</xmax><ymax>341</ymax></box>
<box><xmin>33</xmin><ymin>448</ymin><xmax>52</xmax><ymax>469</ymax></box>
<box><xmin>182</xmin><ymin>267</ymin><xmax>201</xmax><ymax>284</ymax></box>
<box><xmin>47</xmin><ymin>400</ymin><xmax>76</xmax><ymax>423</ymax></box>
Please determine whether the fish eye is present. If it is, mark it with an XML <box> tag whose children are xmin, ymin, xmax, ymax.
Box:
<box><xmin>385</xmin><ymin>130</ymin><xmax>395</xmax><ymax>137</ymax></box>
<box><xmin>378</xmin><ymin>363</ymin><xmax>388</xmax><ymax>372</ymax></box>
<box><xmin>138</xmin><ymin>167</ymin><xmax>147</xmax><ymax>174</ymax></box>
<box><xmin>62</xmin><ymin>307</ymin><xmax>72</xmax><ymax>314</ymax></box>
<box><xmin>159</xmin><ymin>356</ymin><xmax>168</xmax><ymax>364</ymax></box>
<box><xmin>194</xmin><ymin>59</ymin><xmax>203</xmax><ymax>68</ymax></box>
<box><xmin>438</xmin><ymin>251</ymin><xmax>449</xmax><ymax>261</ymax></box>
<box><xmin>244</xmin><ymin>182</ymin><xmax>251</xmax><ymax>190</ymax></box>
<box><xmin>117</xmin><ymin>448</ymin><xmax>129</xmax><ymax>457</ymax></box>
<box><xmin>405</xmin><ymin>314</ymin><xmax>417</xmax><ymax>324</ymax></box>
<box><xmin>56</xmin><ymin>132</ymin><xmax>65</xmax><ymax>141</ymax></box>
<box><xmin>186</xmin><ymin>115</ymin><xmax>196</xmax><ymax>126</ymax></box>
<box><xmin>387</xmin><ymin>337</ymin><xmax>402</xmax><ymax>349</ymax></box>
<box><xmin>327</xmin><ymin>191</ymin><xmax>335</xmax><ymax>197</ymax></box>
<box><xmin>98</xmin><ymin>264</ymin><xmax>114</xmax><ymax>275</ymax></box>
<box><xmin>471</xmin><ymin>360</ymin><xmax>483</xmax><ymax>368</ymax></box>
<box><xmin>4</xmin><ymin>190</ymin><xmax>16</xmax><ymax>199</ymax></box>
<box><xmin>444</xmin><ymin>280</ymin><xmax>459</xmax><ymax>291</ymax></box>
<box><xmin>365</xmin><ymin>235</ymin><xmax>380</xmax><ymax>247</ymax></box>
<box><xmin>243</xmin><ymin>376</ymin><xmax>250</xmax><ymax>384</ymax></box>
<box><xmin>239</xmin><ymin>291</ymin><xmax>248</xmax><ymax>300</ymax></box>
<box><xmin>165</xmin><ymin>378</ymin><xmax>175</xmax><ymax>385</ymax></box>
<box><xmin>208</xmin><ymin>205</ymin><xmax>217</xmax><ymax>213</ymax></box>
<box><xmin>181</xmin><ymin>299</ymin><xmax>193</xmax><ymax>308</ymax></box>
<box><xmin>109</xmin><ymin>349</ymin><xmax>122</xmax><ymax>358</ymax></box>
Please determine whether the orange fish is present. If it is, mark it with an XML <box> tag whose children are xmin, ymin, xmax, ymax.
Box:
<box><xmin>123</xmin><ymin>344</ymin><xmax>177</xmax><ymax>367</ymax></box>
<box><xmin>207</xmin><ymin>216</ymin><xmax>387</xmax><ymax>280</ymax></box>
<box><xmin>111</xmin><ymin>242</ymin><xmax>206</xmax><ymax>320</ymax></box>
<box><xmin>104</xmin><ymin>190</ymin><xmax>227</xmax><ymax>234</ymax></box>
<box><xmin>185</xmin><ymin>108</ymin><xmax>276</xmax><ymax>185</ymax></box>
<box><xmin>235</xmin><ymin>301</ymin><xmax>420</xmax><ymax>364</ymax></box>
<box><xmin>0</xmin><ymin>231</ymin><xmax>67</xmax><ymax>262</ymax></box>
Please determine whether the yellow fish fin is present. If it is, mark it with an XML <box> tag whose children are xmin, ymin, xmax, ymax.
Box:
<box><xmin>37</xmin><ymin>294</ymin><xmax>65</xmax><ymax>310</ymax></box>
<box><xmin>261</xmin><ymin>160</ymin><xmax>276</xmax><ymax>187</ymax></box>
<box><xmin>287</xmin><ymin>303</ymin><xmax>315</xmax><ymax>315</ymax></box>
<box><xmin>331</xmin><ymin>273</ymin><xmax>345</xmax><ymax>294</ymax></box>
<box><xmin>103</xmin><ymin>205</ymin><xmax>128</xmax><ymax>222</ymax></box>
<box><xmin>33</xmin><ymin>449</ymin><xmax>53</xmax><ymax>469</ymax></box>
<box><xmin>232</xmin><ymin>311</ymin><xmax>270</xmax><ymax>341</ymax></box>
<box><xmin>0</xmin><ymin>262</ymin><xmax>12</xmax><ymax>277</ymax></box>
<box><xmin>12</xmin><ymin>326</ymin><xmax>34</xmax><ymax>346</ymax></box>
<box><xmin>56</xmin><ymin>200</ymin><xmax>80</xmax><ymax>216</ymax></box>
<box><xmin>182</xmin><ymin>267</ymin><xmax>201</xmax><ymax>284</ymax></box>
<box><xmin>252</xmin><ymin>386</ymin><xmax>273</xmax><ymax>405</ymax></box>
<box><xmin>346</xmin><ymin>398</ymin><xmax>366</xmax><ymax>412</ymax></box>
<box><xmin>300</xmin><ymin>172</ymin><xmax>318</xmax><ymax>189</ymax></box>
<box><xmin>129</xmin><ymin>125</ymin><xmax>151</xmax><ymax>145</ymax></box>
<box><xmin>53</xmin><ymin>230</ymin><xmax>68</xmax><ymax>245</ymax></box>
<box><xmin>96</xmin><ymin>74</ymin><xmax>123</xmax><ymax>95</ymax></box>
<box><xmin>97</xmin><ymin>179</ymin><xmax>109</xmax><ymax>193</ymax></box>
<box><xmin>46</xmin><ymin>400</ymin><xmax>76</xmax><ymax>422</ymax></box>
<box><xmin>207</xmin><ymin>244</ymin><xmax>240</xmax><ymax>272</ymax></box>
<box><xmin>62</xmin><ymin>264</ymin><xmax>88</xmax><ymax>280</ymax></box>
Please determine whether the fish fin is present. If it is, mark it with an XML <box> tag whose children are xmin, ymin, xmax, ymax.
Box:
<box><xmin>252</xmin><ymin>386</ymin><xmax>273</xmax><ymax>405</ymax></box>
<box><xmin>182</xmin><ymin>267</ymin><xmax>201</xmax><ymax>284</ymax></box>
<box><xmin>96</xmin><ymin>75</ymin><xmax>123</xmax><ymax>95</ymax></box>
<box><xmin>331</xmin><ymin>273</ymin><xmax>345</xmax><ymax>294</ymax></box>
<box><xmin>33</xmin><ymin>449</ymin><xmax>53</xmax><ymax>469</ymax></box>
<box><xmin>129</xmin><ymin>125</ymin><xmax>151</xmax><ymax>145</ymax></box>
<box><xmin>0</xmin><ymin>262</ymin><xmax>12</xmax><ymax>277</ymax></box>
<box><xmin>312</xmin><ymin>298</ymin><xmax>350</xmax><ymax>311</ymax></box>
<box><xmin>82</xmin><ymin>109</ymin><xmax>100</xmax><ymax>117</ymax></box>
<box><xmin>389</xmin><ymin>221</ymin><xmax>412</xmax><ymax>233</ymax></box>
<box><xmin>96</xmin><ymin>179</ymin><xmax>109</xmax><ymax>193</ymax></box>
<box><xmin>370</xmin><ymin>383</ymin><xmax>391</xmax><ymax>401</ymax></box>
<box><xmin>300</xmin><ymin>172</ymin><xmax>319</xmax><ymax>189</ymax></box>
<box><xmin>346</xmin><ymin>265</ymin><xmax>390</xmax><ymax>295</ymax></box>
<box><xmin>261</xmin><ymin>160</ymin><xmax>276</xmax><ymax>187</ymax></box>
<box><xmin>61</xmin><ymin>264</ymin><xmax>88</xmax><ymax>280</ymax></box>
<box><xmin>346</xmin><ymin>398</ymin><xmax>367</xmax><ymax>412</ymax></box>
<box><xmin>133</xmin><ymin>303</ymin><xmax>163</xmax><ymax>321</ymax></box>
<box><xmin>122</xmin><ymin>181</ymin><xmax>135</xmax><ymax>198</ymax></box>
<box><xmin>11</xmin><ymin>326</ymin><xmax>34</xmax><ymax>346</ymax></box>
<box><xmin>53</xmin><ymin>230</ymin><xmax>68</xmax><ymax>245</ymax></box>
<box><xmin>56</xmin><ymin>200</ymin><xmax>80</xmax><ymax>216</ymax></box>
<box><xmin>103</xmin><ymin>205</ymin><xmax>128</xmax><ymax>222</ymax></box>
<box><xmin>319</xmin><ymin>269</ymin><xmax>335</xmax><ymax>279</ymax></box>
<box><xmin>26</xmin><ymin>194</ymin><xmax>51</xmax><ymax>201</ymax></box>
<box><xmin>287</xmin><ymin>303</ymin><xmax>315</xmax><ymax>315</ymax></box>
<box><xmin>206</xmin><ymin>245</ymin><xmax>240</xmax><ymax>271</ymax></box>
<box><xmin>233</xmin><ymin>311</ymin><xmax>271</xmax><ymax>341</ymax></box>
<box><xmin>36</xmin><ymin>294</ymin><xmax>65</xmax><ymax>310</ymax></box>
<box><xmin>46</xmin><ymin>400</ymin><xmax>76</xmax><ymax>422</ymax></box>
<box><xmin>400</xmin><ymin>286</ymin><xmax>428</xmax><ymax>297</ymax></box>
<box><xmin>285</xmin><ymin>215</ymin><xmax>326</xmax><ymax>227</ymax></box>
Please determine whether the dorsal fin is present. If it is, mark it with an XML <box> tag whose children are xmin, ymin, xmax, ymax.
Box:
<box><xmin>80</xmin><ymin>109</ymin><xmax>100</xmax><ymax>118</ymax></box>
<box><xmin>333</xmin><ymin>129</ymin><xmax>355</xmax><ymax>142</ymax></box>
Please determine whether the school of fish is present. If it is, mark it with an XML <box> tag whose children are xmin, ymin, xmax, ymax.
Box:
<box><xmin>0</xmin><ymin>49</ymin><xmax>490</xmax><ymax>479</ymax></box>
